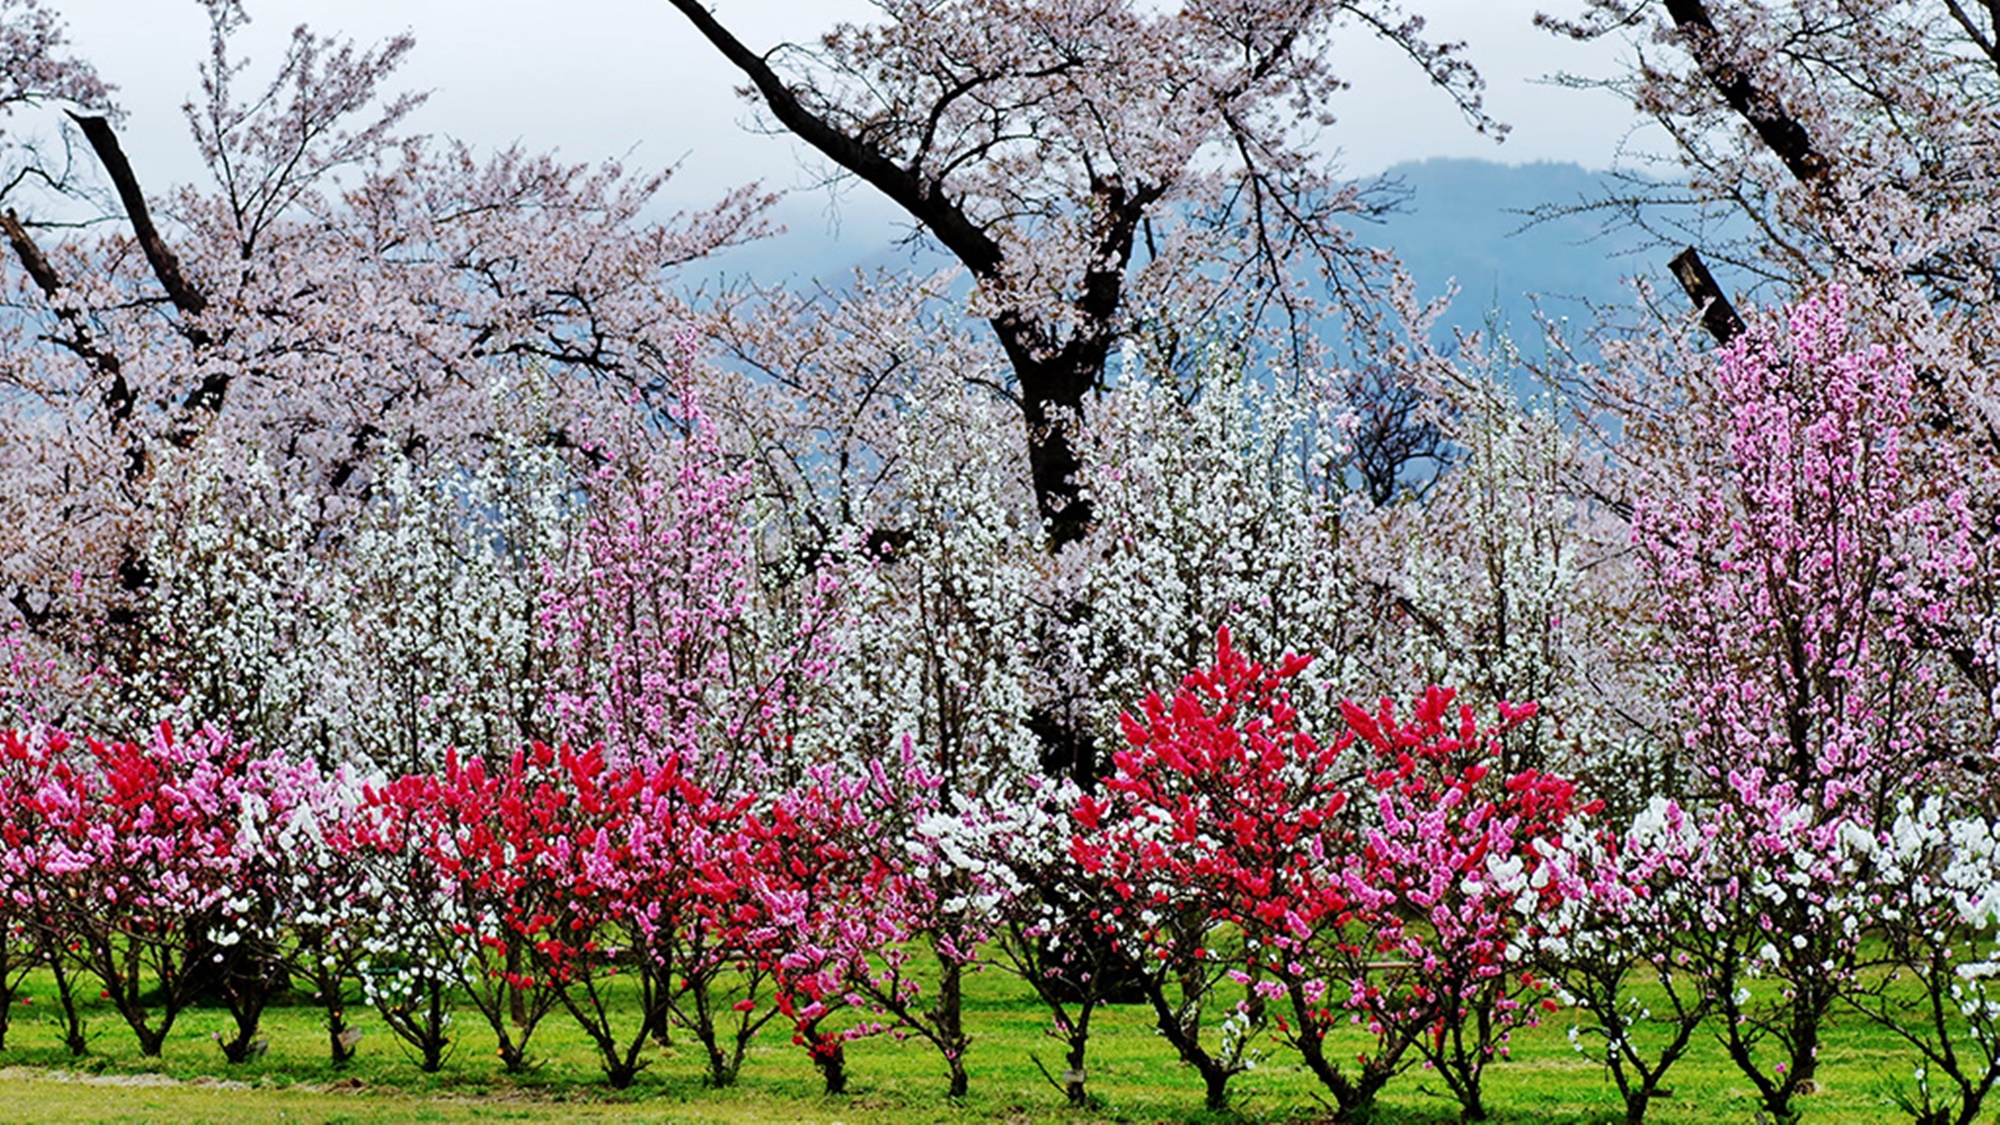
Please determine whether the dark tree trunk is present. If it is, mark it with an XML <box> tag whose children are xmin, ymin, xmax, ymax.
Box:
<box><xmin>805</xmin><ymin>1024</ymin><xmax>849</xmax><ymax>1095</ymax></box>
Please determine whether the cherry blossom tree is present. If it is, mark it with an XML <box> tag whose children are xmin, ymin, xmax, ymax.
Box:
<box><xmin>665</xmin><ymin>0</ymin><xmax>1500</xmax><ymax>547</ymax></box>
<box><xmin>0</xmin><ymin>2</ymin><xmax>768</xmax><ymax>716</ymax></box>
<box><xmin>1545</xmin><ymin>2</ymin><xmax>2000</xmax><ymax>630</ymax></box>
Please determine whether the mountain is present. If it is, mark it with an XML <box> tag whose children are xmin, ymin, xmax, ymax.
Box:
<box><xmin>1362</xmin><ymin>157</ymin><xmax>1660</xmax><ymax>342</ymax></box>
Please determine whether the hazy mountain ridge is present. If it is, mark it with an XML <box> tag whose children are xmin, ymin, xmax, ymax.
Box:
<box><xmin>1365</xmin><ymin>157</ymin><xmax>1659</xmax><ymax>339</ymax></box>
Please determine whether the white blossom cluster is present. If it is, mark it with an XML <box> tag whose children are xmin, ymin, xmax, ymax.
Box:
<box><xmin>118</xmin><ymin>391</ymin><xmax>577</xmax><ymax>771</ymax></box>
<box><xmin>1063</xmin><ymin>356</ymin><xmax>1357</xmax><ymax>742</ymax></box>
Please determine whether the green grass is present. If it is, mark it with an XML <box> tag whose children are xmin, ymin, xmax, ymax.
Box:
<box><xmin>0</xmin><ymin>963</ymin><xmax>1938</xmax><ymax>1124</ymax></box>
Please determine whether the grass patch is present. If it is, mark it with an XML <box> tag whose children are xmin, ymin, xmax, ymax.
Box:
<box><xmin>0</xmin><ymin>962</ymin><xmax>1932</xmax><ymax>1123</ymax></box>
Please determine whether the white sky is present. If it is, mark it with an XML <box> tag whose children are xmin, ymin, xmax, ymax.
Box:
<box><xmin>42</xmin><ymin>1</ymin><xmax>1649</xmax><ymax>203</ymax></box>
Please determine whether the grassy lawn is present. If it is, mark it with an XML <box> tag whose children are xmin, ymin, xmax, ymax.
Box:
<box><xmin>0</xmin><ymin>962</ymin><xmax>1930</xmax><ymax>1123</ymax></box>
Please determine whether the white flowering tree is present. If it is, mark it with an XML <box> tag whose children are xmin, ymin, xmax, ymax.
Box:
<box><xmin>1063</xmin><ymin>356</ymin><xmax>1358</xmax><ymax>760</ymax></box>
<box><xmin>1853</xmin><ymin>798</ymin><xmax>2000</xmax><ymax>1125</ymax></box>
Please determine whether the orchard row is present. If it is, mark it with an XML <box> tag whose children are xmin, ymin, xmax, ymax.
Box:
<box><xmin>2</xmin><ymin>617</ymin><xmax>1998</xmax><ymax>1125</ymax></box>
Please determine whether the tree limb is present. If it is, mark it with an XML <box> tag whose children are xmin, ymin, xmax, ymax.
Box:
<box><xmin>68</xmin><ymin>113</ymin><xmax>212</xmax><ymax>326</ymax></box>
<box><xmin>1662</xmin><ymin>0</ymin><xmax>1832</xmax><ymax>187</ymax></box>
<box><xmin>660</xmin><ymin>0</ymin><xmax>1005</xmax><ymax>280</ymax></box>
<box><xmin>0</xmin><ymin>207</ymin><xmax>61</xmax><ymax>298</ymax></box>
<box><xmin>2</xmin><ymin>207</ymin><xmax>133</xmax><ymax>423</ymax></box>
<box><xmin>1668</xmin><ymin>246</ymin><xmax>1745</xmax><ymax>346</ymax></box>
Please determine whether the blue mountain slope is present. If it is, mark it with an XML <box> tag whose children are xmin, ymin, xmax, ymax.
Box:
<box><xmin>1362</xmin><ymin>157</ymin><xmax>1661</xmax><ymax>341</ymax></box>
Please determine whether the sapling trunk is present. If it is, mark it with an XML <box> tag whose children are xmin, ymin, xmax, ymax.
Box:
<box><xmin>802</xmin><ymin>1022</ymin><xmax>848</xmax><ymax>1095</ymax></box>
<box><xmin>939</xmin><ymin>955</ymin><xmax>969</xmax><ymax>1098</ymax></box>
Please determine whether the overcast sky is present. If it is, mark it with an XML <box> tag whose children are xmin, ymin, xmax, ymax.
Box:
<box><xmin>36</xmin><ymin>1</ymin><xmax>1652</xmax><ymax>261</ymax></box>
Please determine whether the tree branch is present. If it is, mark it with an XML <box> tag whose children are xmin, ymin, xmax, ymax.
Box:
<box><xmin>0</xmin><ymin>208</ymin><xmax>61</xmax><ymax>298</ymax></box>
<box><xmin>2</xmin><ymin>207</ymin><xmax>133</xmax><ymax>423</ymax></box>
<box><xmin>1662</xmin><ymin>0</ymin><xmax>1831</xmax><ymax>187</ymax></box>
<box><xmin>68</xmin><ymin>113</ymin><xmax>212</xmax><ymax>325</ymax></box>
<box><xmin>661</xmin><ymin>0</ymin><xmax>1005</xmax><ymax>279</ymax></box>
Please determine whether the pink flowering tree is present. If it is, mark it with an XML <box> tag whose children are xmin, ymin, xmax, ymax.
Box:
<box><xmin>0</xmin><ymin>726</ymin><xmax>89</xmax><ymax>1054</ymax></box>
<box><xmin>736</xmin><ymin>763</ymin><xmax>908</xmax><ymax>1095</ymax></box>
<box><xmin>537</xmin><ymin>354</ymin><xmax>842</xmax><ymax>1086</ymax></box>
<box><xmin>0</xmin><ymin>729</ymin><xmax>46</xmax><ymax>1050</ymax></box>
<box><xmin>26</xmin><ymin>723</ymin><xmax>288</xmax><ymax>1060</ymax></box>
<box><xmin>1334</xmin><ymin>688</ymin><xmax>1587</xmax><ymax>1123</ymax></box>
<box><xmin>541</xmin><ymin>358</ymin><xmax>836</xmax><ymax>788</ymax></box>
<box><xmin>1630</xmin><ymin>288</ymin><xmax>1985</xmax><ymax>1124</ymax></box>
<box><xmin>202</xmin><ymin>742</ymin><xmax>329</xmax><ymax>1063</ymax></box>
<box><xmin>805</xmin><ymin>738</ymin><xmax>1002</xmax><ymax>1101</ymax></box>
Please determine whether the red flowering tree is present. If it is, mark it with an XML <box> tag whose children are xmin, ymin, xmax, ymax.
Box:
<box><xmin>736</xmin><ymin>764</ymin><xmax>905</xmax><ymax>1095</ymax></box>
<box><xmin>1074</xmin><ymin>629</ymin><xmax>1326</xmax><ymax>1112</ymax></box>
<box><xmin>513</xmin><ymin>741</ymin><xmax>763</xmax><ymax>1089</ymax></box>
<box><xmin>373</xmin><ymin>746</ymin><xmax>570</xmax><ymax>1073</ymax></box>
<box><xmin>1079</xmin><ymin>632</ymin><xmax>1592</xmax><ymax>1120</ymax></box>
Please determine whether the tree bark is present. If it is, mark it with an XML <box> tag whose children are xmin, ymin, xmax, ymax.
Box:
<box><xmin>68</xmin><ymin>113</ymin><xmax>210</xmax><ymax>321</ymax></box>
